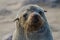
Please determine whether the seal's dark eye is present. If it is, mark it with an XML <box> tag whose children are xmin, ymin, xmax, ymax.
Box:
<box><xmin>23</xmin><ymin>13</ymin><xmax>27</xmax><ymax>17</ymax></box>
<box><xmin>39</xmin><ymin>11</ymin><xmax>42</xmax><ymax>15</ymax></box>
<box><xmin>23</xmin><ymin>13</ymin><xmax>28</xmax><ymax>20</ymax></box>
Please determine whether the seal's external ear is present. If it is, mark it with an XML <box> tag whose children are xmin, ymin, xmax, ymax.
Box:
<box><xmin>13</xmin><ymin>18</ymin><xmax>19</xmax><ymax>22</ymax></box>
<box><xmin>44</xmin><ymin>10</ymin><xmax>47</xmax><ymax>12</ymax></box>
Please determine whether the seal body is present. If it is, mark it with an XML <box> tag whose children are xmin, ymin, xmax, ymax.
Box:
<box><xmin>7</xmin><ymin>5</ymin><xmax>53</xmax><ymax>40</ymax></box>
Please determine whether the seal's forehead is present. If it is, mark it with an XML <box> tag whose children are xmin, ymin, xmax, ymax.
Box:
<box><xmin>19</xmin><ymin>5</ymin><xmax>44</xmax><ymax>12</ymax></box>
<box><xmin>17</xmin><ymin>5</ymin><xmax>44</xmax><ymax>18</ymax></box>
<box><xmin>24</xmin><ymin>5</ymin><xmax>44</xmax><ymax>12</ymax></box>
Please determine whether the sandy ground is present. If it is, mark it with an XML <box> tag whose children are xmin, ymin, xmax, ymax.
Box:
<box><xmin>0</xmin><ymin>0</ymin><xmax>60</xmax><ymax>40</ymax></box>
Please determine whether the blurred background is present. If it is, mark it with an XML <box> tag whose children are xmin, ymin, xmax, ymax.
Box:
<box><xmin>0</xmin><ymin>0</ymin><xmax>60</xmax><ymax>40</ymax></box>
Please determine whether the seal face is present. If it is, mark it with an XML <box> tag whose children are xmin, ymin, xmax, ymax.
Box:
<box><xmin>16</xmin><ymin>5</ymin><xmax>46</xmax><ymax>32</ymax></box>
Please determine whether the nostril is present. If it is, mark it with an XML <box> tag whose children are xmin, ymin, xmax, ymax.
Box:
<box><xmin>31</xmin><ymin>14</ymin><xmax>39</xmax><ymax>19</ymax></box>
<box><xmin>33</xmin><ymin>14</ymin><xmax>39</xmax><ymax>19</ymax></box>
<box><xmin>33</xmin><ymin>15</ymin><xmax>39</xmax><ymax>23</ymax></box>
<box><xmin>34</xmin><ymin>15</ymin><xmax>38</xmax><ymax>18</ymax></box>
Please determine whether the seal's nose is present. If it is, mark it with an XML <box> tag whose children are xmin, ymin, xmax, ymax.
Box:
<box><xmin>33</xmin><ymin>15</ymin><xmax>39</xmax><ymax>23</ymax></box>
<box><xmin>34</xmin><ymin>14</ymin><xmax>38</xmax><ymax>18</ymax></box>
<box><xmin>31</xmin><ymin>12</ymin><xmax>40</xmax><ymax>23</ymax></box>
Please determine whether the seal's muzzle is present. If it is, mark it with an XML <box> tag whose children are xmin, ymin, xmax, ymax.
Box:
<box><xmin>25</xmin><ymin>12</ymin><xmax>45</xmax><ymax>32</ymax></box>
<box><xmin>30</xmin><ymin>12</ymin><xmax>40</xmax><ymax>23</ymax></box>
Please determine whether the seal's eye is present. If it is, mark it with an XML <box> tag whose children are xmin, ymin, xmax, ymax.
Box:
<box><xmin>39</xmin><ymin>11</ymin><xmax>42</xmax><ymax>15</ymax></box>
<box><xmin>23</xmin><ymin>13</ymin><xmax>27</xmax><ymax>17</ymax></box>
<box><xmin>23</xmin><ymin>13</ymin><xmax>28</xmax><ymax>20</ymax></box>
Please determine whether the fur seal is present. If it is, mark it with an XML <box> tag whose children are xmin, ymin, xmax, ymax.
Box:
<box><xmin>4</xmin><ymin>4</ymin><xmax>53</xmax><ymax>40</ymax></box>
